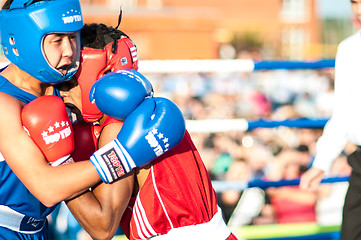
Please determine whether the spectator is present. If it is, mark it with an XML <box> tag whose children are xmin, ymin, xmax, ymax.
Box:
<box><xmin>220</xmin><ymin>158</ymin><xmax>252</xmax><ymax>222</ymax></box>
<box><xmin>266</xmin><ymin>149</ymin><xmax>317</xmax><ymax>224</ymax></box>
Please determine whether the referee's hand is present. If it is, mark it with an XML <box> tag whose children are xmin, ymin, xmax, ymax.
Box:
<box><xmin>300</xmin><ymin>167</ymin><xmax>324</xmax><ymax>192</ymax></box>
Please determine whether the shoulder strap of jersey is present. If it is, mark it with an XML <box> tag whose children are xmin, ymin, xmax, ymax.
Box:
<box><xmin>0</xmin><ymin>75</ymin><xmax>37</xmax><ymax>104</ymax></box>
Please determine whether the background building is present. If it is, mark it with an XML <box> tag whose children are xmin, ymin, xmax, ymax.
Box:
<box><xmin>78</xmin><ymin>0</ymin><xmax>355</xmax><ymax>60</ymax></box>
<box><xmin>0</xmin><ymin>0</ymin><xmax>356</xmax><ymax>60</ymax></box>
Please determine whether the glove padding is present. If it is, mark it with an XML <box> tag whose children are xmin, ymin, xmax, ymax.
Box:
<box><xmin>89</xmin><ymin>69</ymin><xmax>153</xmax><ymax>121</ymax></box>
<box><xmin>21</xmin><ymin>95</ymin><xmax>74</xmax><ymax>166</ymax></box>
<box><xmin>90</xmin><ymin>97</ymin><xmax>185</xmax><ymax>183</ymax></box>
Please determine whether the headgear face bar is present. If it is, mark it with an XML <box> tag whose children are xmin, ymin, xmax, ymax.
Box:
<box><xmin>0</xmin><ymin>0</ymin><xmax>84</xmax><ymax>83</ymax></box>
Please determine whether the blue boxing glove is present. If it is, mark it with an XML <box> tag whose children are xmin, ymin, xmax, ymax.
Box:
<box><xmin>89</xmin><ymin>69</ymin><xmax>153</xmax><ymax>120</ymax></box>
<box><xmin>90</xmin><ymin>97</ymin><xmax>186</xmax><ymax>183</ymax></box>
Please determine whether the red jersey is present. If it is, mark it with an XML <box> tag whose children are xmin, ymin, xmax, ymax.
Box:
<box><xmin>99</xmin><ymin>118</ymin><xmax>237</xmax><ymax>239</ymax></box>
<box><xmin>119</xmin><ymin>131</ymin><xmax>236</xmax><ymax>239</ymax></box>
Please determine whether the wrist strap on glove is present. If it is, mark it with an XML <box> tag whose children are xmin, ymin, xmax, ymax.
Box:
<box><xmin>90</xmin><ymin>139</ymin><xmax>136</xmax><ymax>183</ymax></box>
<box><xmin>51</xmin><ymin>154</ymin><xmax>74</xmax><ymax>167</ymax></box>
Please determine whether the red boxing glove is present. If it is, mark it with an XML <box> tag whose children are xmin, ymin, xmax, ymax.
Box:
<box><xmin>72</xmin><ymin>121</ymin><xmax>100</xmax><ymax>162</ymax></box>
<box><xmin>21</xmin><ymin>95</ymin><xmax>74</xmax><ymax>166</ymax></box>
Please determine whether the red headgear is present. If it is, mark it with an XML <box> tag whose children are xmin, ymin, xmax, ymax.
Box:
<box><xmin>75</xmin><ymin>37</ymin><xmax>139</xmax><ymax>122</ymax></box>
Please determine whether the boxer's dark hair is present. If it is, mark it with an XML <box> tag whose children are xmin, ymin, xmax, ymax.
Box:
<box><xmin>81</xmin><ymin>9</ymin><xmax>129</xmax><ymax>53</ymax></box>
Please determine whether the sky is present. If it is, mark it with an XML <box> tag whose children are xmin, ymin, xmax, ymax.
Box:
<box><xmin>317</xmin><ymin>0</ymin><xmax>353</xmax><ymax>19</ymax></box>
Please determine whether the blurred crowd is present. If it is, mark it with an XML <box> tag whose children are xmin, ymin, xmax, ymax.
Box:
<box><xmin>148</xmin><ymin>67</ymin><xmax>352</xmax><ymax>228</ymax></box>
<box><xmin>50</xmin><ymin>67</ymin><xmax>353</xmax><ymax>239</ymax></box>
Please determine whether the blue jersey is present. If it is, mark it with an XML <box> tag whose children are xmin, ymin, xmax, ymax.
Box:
<box><xmin>0</xmin><ymin>75</ymin><xmax>57</xmax><ymax>239</ymax></box>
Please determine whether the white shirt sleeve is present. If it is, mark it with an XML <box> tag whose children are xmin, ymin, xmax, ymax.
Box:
<box><xmin>312</xmin><ymin>36</ymin><xmax>357</xmax><ymax>173</ymax></box>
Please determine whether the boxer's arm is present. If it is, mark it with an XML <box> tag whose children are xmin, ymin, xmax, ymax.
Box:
<box><xmin>90</xmin><ymin>97</ymin><xmax>186</xmax><ymax>183</ymax></box>
<box><xmin>0</xmin><ymin>93</ymin><xmax>100</xmax><ymax>207</ymax></box>
<box><xmin>66</xmin><ymin>121</ymin><xmax>134</xmax><ymax>240</ymax></box>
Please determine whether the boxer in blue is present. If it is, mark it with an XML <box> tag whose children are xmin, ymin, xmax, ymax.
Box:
<box><xmin>0</xmin><ymin>2</ymin><xmax>185</xmax><ymax>239</ymax></box>
<box><xmin>0</xmin><ymin>0</ymin><xmax>89</xmax><ymax>239</ymax></box>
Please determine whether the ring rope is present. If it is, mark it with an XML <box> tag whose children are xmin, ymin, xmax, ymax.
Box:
<box><xmin>211</xmin><ymin>176</ymin><xmax>350</xmax><ymax>193</ymax></box>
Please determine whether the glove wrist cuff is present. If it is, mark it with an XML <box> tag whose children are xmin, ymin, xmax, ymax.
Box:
<box><xmin>51</xmin><ymin>154</ymin><xmax>74</xmax><ymax>167</ymax></box>
<box><xmin>90</xmin><ymin>139</ymin><xmax>135</xmax><ymax>183</ymax></box>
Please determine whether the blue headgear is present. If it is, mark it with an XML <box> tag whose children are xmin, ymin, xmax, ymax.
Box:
<box><xmin>0</xmin><ymin>0</ymin><xmax>84</xmax><ymax>83</ymax></box>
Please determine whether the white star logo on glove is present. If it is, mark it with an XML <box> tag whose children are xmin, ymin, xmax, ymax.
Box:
<box><xmin>48</xmin><ymin>126</ymin><xmax>54</xmax><ymax>133</ymax></box>
<box><xmin>157</xmin><ymin>133</ymin><xmax>163</xmax><ymax>139</ymax></box>
<box><xmin>151</xmin><ymin>128</ymin><xmax>158</xmax><ymax>135</ymax></box>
